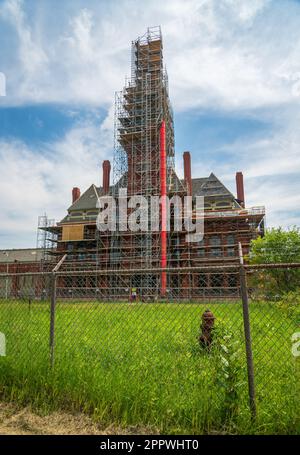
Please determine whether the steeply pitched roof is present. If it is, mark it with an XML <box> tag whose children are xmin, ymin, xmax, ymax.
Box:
<box><xmin>169</xmin><ymin>168</ymin><xmax>186</xmax><ymax>192</ymax></box>
<box><xmin>67</xmin><ymin>184</ymin><xmax>101</xmax><ymax>211</ymax></box>
<box><xmin>191</xmin><ymin>177</ymin><xmax>209</xmax><ymax>195</ymax></box>
<box><xmin>61</xmin><ymin>171</ymin><xmax>241</xmax><ymax>223</ymax></box>
<box><xmin>190</xmin><ymin>173</ymin><xmax>242</xmax><ymax>207</ymax></box>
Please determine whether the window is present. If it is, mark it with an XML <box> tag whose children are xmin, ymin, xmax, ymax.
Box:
<box><xmin>87</xmin><ymin>276</ymin><xmax>96</xmax><ymax>288</ymax></box>
<box><xmin>210</xmin><ymin>235</ymin><xmax>221</xmax><ymax>246</ymax></box>
<box><xmin>84</xmin><ymin>227</ymin><xmax>95</xmax><ymax>240</ymax></box>
<box><xmin>227</xmin><ymin>234</ymin><xmax>235</xmax><ymax>245</ymax></box>
<box><xmin>210</xmin><ymin>248</ymin><xmax>222</xmax><ymax>257</ymax></box>
<box><xmin>198</xmin><ymin>274</ymin><xmax>207</xmax><ymax>288</ymax></box>
<box><xmin>211</xmin><ymin>274</ymin><xmax>223</xmax><ymax>287</ymax></box>
<box><xmin>74</xmin><ymin>276</ymin><xmax>85</xmax><ymax>288</ymax></box>
<box><xmin>198</xmin><ymin>240</ymin><xmax>205</xmax><ymax>257</ymax></box>
<box><xmin>65</xmin><ymin>276</ymin><xmax>73</xmax><ymax>288</ymax></box>
<box><xmin>228</xmin><ymin>274</ymin><xmax>238</xmax><ymax>288</ymax></box>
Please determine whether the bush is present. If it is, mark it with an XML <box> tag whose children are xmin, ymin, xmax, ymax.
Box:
<box><xmin>276</xmin><ymin>290</ymin><xmax>300</xmax><ymax>322</ymax></box>
<box><xmin>249</xmin><ymin>227</ymin><xmax>300</xmax><ymax>297</ymax></box>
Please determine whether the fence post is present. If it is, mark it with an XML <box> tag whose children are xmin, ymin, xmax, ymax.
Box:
<box><xmin>49</xmin><ymin>272</ymin><xmax>57</xmax><ymax>368</ymax></box>
<box><xmin>48</xmin><ymin>255</ymin><xmax>66</xmax><ymax>367</ymax></box>
<box><xmin>239</xmin><ymin>242</ymin><xmax>257</xmax><ymax>420</ymax></box>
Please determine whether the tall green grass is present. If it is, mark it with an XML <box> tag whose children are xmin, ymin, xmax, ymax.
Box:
<box><xmin>0</xmin><ymin>300</ymin><xmax>299</xmax><ymax>434</ymax></box>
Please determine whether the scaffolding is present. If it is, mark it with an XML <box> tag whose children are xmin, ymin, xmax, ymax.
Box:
<box><xmin>36</xmin><ymin>214</ymin><xmax>57</xmax><ymax>270</ymax></box>
<box><xmin>107</xmin><ymin>26</ymin><xmax>186</xmax><ymax>295</ymax></box>
<box><xmin>113</xmin><ymin>26</ymin><xmax>176</xmax><ymax>194</ymax></box>
<box><xmin>35</xmin><ymin>26</ymin><xmax>265</xmax><ymax>299</ymax></box>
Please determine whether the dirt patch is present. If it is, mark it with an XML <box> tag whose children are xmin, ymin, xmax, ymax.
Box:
<box><xmin>0</xmin><ymin>402</ymin><xmax>156</xmax><ymax>435</ymax></box>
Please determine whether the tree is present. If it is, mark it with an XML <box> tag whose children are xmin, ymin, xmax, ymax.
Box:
<box><xmin>249</xmin><ymin>227</ymin><xmax>300</xmax><ymax>296</ymax></box>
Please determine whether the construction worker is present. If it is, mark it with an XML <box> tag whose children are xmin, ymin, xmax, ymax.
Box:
<box><xmin>130</xmin><ymin>287</ymin><xmax>137</xmax><ymax>302</ymax></box>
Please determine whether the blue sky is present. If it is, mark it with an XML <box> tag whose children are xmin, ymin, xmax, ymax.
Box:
<box><xmin>0</xmin><ymin>0</ymin><xmax>300</xmax><ymax>248</ymax></box>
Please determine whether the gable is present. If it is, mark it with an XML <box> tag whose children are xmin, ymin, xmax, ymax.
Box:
<box><xmin>191</xmin><ymin>173</ymin><xmax>242</xmax><ymax>208</ymax></box>
<box><xmin>198</xmin><ymin>173</ymin><xmax>233</xmax><ymax>197</ymax></box>
<box><xmin>67</xmin><ymin>184</ymin><xmax>100</xmax><ymax>212</ymax></box>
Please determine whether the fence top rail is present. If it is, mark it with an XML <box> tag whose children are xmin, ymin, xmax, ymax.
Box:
<box><xmin>245</xmin><ymin>262</ymin><xmax>300</xmax><ymax>270</ymax></box>
<box><xmin>0</xmin><ymin>265</ymin><xmax>239</xmax><ymax>278</ymax></box>
<box><xmin>0</xmin><ymin>262</ymin><xmax>300</xmax><ymax>278</ymax></box>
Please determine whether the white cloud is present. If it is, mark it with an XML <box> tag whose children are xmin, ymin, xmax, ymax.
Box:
<box><xmin>221</xmin><ymin>0</ymin><xmax>268</xmax><ymax>23</ymax></box>
<box><xmin>0</xmin><ymin>0</ymin><xmax>299</xmax><ymax>110</ymax></box>
<box><xmin>0</xmin><ymin>116</ymin><xmax>112</xmax><ymax>248</ymax></box>
<box><xmin>184</xmin><ymin>107</ymin><xmax>300</xmax><ymax>228</ymax></box>
<box><xmin>2</xmin><ymin>0</ymin><xmax>48</xmax><ymax>74</ymax></box>
<box><xmin>0</xmin><ymin>0</ymin><xmax>300</xmax><ymax>247</ymax></box>
<box><xmin>246</xmin><ymin>179</ymin><xmax>300</xmax><ymax>228</ymax></box>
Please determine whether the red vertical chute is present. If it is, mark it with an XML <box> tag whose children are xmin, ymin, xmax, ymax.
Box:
<box><xmin>160</xmin><ymin>120</ymin><xmax>167</xmax><ymax>297</ymax></box>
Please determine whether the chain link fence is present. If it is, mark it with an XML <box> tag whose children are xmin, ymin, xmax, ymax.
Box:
<box><xmin>0</xmin><ymin>264</ymin><xmax>299</xmax><ymax>433</ymax></box>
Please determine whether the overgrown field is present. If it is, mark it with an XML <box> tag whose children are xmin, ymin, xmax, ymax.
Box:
<box><xmin>0</xmin><ymin>300</ymin><xmax>299</xmax><ymax>434</ymax></box>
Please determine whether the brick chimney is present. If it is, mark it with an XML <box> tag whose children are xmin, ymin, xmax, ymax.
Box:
<box><xmin>102</xmin><ymin>160</ymin><xmax>111</xmax><ymax>194</ymax></box>
<box><xmin>72</xmin><ymin>187</ymin><xmax>81</xmax><ymax>204</ymax></box>
<box><xmin>236</xmin><ymin>172</ymin><xmax>245</xmax><ymax>208</ymax></box>
<box><xmin>183</xmin><ymin>151</ymin><xmax>192</xmax><ymax>196</ymax></box>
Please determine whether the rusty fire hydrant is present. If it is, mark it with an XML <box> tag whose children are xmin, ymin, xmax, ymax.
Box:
<box><xmin>198</xmin><ymin>309</ymin><xmax>215</xmax><ymax>349</ymax></box>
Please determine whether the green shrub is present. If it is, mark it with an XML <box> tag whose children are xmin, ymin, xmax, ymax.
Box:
<box><xmin>276</xmin><ymin>290</ymin><xmax>300</xmax><ymax>322</ymax></box>
<box><xmin>249</xmin><ymin>227</ymin><xmax>300</xmax><ymax>298</ymax></box>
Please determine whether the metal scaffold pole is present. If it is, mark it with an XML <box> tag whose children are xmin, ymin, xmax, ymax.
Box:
<box><xmin>239</xmin><ymin>242</ymin><xmax>257</xmax><ymax>420</ymax></box>
<box><xmin>109</xmin><ymin>26</ymin><xmax>182</xmax><ymax>299</ymax></box>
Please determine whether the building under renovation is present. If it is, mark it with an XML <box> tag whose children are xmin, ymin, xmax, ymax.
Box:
<box><xmin>2</xmin><ymin>27</ymin><xmax>265</xmax><ymax>299</ymax></box>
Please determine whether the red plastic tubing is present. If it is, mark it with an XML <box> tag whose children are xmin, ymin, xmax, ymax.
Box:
<box><xmin>160</xmin><ymin>120</ymin><xmax>167</xmax><ymax>296</ymax></box>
